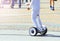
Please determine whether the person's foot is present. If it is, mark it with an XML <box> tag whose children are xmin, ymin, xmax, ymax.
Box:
<box><xmin>11</xmin><ymin>6</ymin><xmax>14</xmax><ymax>8</ymax></box>
<box><xmin>50</xmin><ymin>6</ymin><xmax>54</xmax><ymax>11</ymax></box>
<box><xmin>36</xmin><ymin>26</ymin><xmax>44</xmax><ymax>33</ymax></box>
<box><xmin>19</xmin><ymin>5</ymin><xmax>21</xmax><ymax>8</ymax></box>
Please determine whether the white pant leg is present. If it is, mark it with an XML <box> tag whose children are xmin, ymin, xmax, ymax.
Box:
<box><xmin>31</xmin><ymin>9</ymin><xmax>43</xmax><ymax>31</ymax></box>
<box><xmin>36</xmin><ymin>10</ymin><xmax>43</xmax><ymax>31</ymax></box>
<box><xmin>37</xmin><ymin>10</ymin><xmax>42</xmax><ymax>27</ymax></box>
<box><xmin>31</xmin><ymin>9</ymin><xmax>38</xmax><ymax>28</ymax></box>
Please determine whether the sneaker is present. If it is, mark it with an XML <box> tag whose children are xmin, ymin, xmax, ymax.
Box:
<box><xmin>11</xmin><ymin>6</ymin><xmax>14</xmax><ymax>8</ymax></box>
<box><xmin>36</xmin><ymin>26</ymin><xmax>44</xmax><ymax>33</ymax></box>
<box><xmin>50</xmin><ymin>6</ymin><xmax>54</xmax><ymax>11</ymax></box>
<box><xmin>19</xmin><ymin>5</ymin><xmax>21</xmax><ymax>8</ymax></box>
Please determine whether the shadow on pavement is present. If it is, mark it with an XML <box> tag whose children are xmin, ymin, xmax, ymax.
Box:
<box><xmin>36</xmin><ymin>34</ymin><xmax>60</xmax><ymax>38</ymax></box>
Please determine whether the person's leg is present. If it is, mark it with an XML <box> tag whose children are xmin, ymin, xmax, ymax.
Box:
<box><xmin>36</xmin><ymin>10</ymin><xmax>44</xmax><ymax>31</ymax></box>
<box><xmin>50</xmin><ymin>0</ymin><xmax>54</xmax><ymax>11</ymax></box>
<box><xmin>0</xmin><ymin>0</ymin><xmax>4</xmax><ymax>8</ymax></box>
<box><xmin>19</xmin><ymin>0</ymin><xmax>21</xmax><ymax>8</ymax></box>
<box><xmin>11</xmin><ymin>0</ymin><xmax>15</xmax><ymax>8</ymax></box>
<box><xmin>9</xmin><ymin>0</ymin><xmax>11</xmax><ymax>4</ymax></box>
<box><xmin>31</xmin><ymin>9</ymin><xmax>43</xmax><ymax>31</ymax></box>
<box><xmin>31</xmin><ymin>10</ymin><xmax>38</xmax><ymax>28</ymax></box>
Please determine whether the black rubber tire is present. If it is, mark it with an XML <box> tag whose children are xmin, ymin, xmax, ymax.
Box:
<box><xmin>29</xmin><ymin>27</ymin><xmax>38</xmax><ymax>36</ymax></box>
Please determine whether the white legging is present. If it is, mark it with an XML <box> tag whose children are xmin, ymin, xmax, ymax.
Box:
<box><xmin>31</xmin><ymin>9</ymin><xmax>43</xmax><ymax>31</ymax></box>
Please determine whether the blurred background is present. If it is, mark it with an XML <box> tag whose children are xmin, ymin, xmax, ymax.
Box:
<box><xmin>0</xmin><ymin>0</ymin><xmax>60</xmax><ymax>31</ymax></box>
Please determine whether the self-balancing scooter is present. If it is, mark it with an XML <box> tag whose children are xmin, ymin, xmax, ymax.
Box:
<box><xmin>29</xmin><ymin>25</ymin><xmax>47</xmax><ymax>36</ymax></box>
